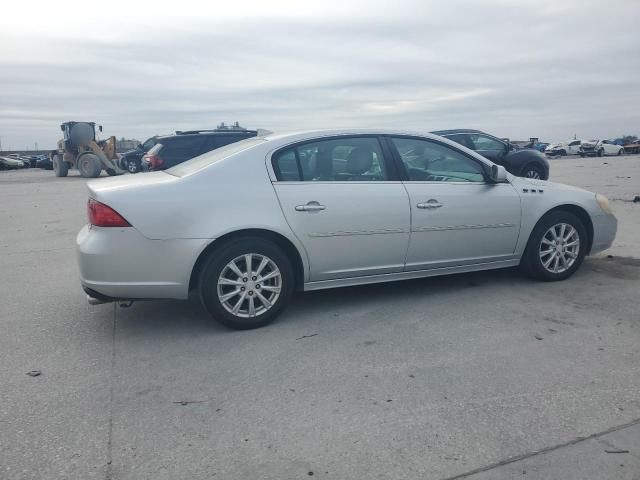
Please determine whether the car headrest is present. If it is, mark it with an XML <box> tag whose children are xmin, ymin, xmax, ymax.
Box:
<box><xmin>346</xmin><ymin>147</ymin><xmax>373</xmax><ymax>175</ymax></box>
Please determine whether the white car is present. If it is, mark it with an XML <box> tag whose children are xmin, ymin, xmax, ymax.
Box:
<box><xmin>545</xmin><ymin>140</ymin><xmax>584</xmax><ymax>156</ymax></box>
<box><xmin>579</xmin><ymin>140</ymin><xmax>625</xmax><ymax>157</ymax></box>
<box><xmin>77</xmin><ymin>129</ymin><xmax>617</xmax><ymax>329</ymax></box>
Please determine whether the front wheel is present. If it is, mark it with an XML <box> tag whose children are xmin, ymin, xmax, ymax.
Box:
<box><xmin>597</xmin><ymin>149</ymin><xmax>604</xmax><ymax>157</ymax></box>
<box><xmin>126</xmin><ymin>158</ymin><xmax>139</xmax><ymax>173</ymax></box>
<box><xmin>618</xmin><ymin>149</ymin><xmax>624</xmax><ymax>156</ymax></box>
<box><xmin>520</xmin><ymin>211</ymin><xmax>587</xmax><ymax>281</ymax></box>
<box><xmin>77</xmin><ymin>154</ymin><xmax>102</xmax><ymax>178</ymax></box>
<box><xmin>198</xmin><ymin>238</ymin><xmax>294</xmax><ymax>329</ymax></box>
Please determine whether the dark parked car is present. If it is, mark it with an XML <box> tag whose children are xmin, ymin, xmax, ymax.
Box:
<box><xmin>118</xmin><ymin>137</ymin><xmax>158</xmax><ymax>173</ymax></box>
<box><xmin>143</xmin><ymin>126</ymin><xmax>258</xmax><ymax>171</ymax></box>
<box><xmin>432</xmin><ymin>129</ymin><xmax>550</xmax><ymax>179</ymax></box>
<box><xmin>36</xmin><ymin>155</ymin><xmax>53</xmax><ymax>170</ymax></box>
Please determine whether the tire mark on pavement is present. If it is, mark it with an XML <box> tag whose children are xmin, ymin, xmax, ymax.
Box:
<box><xmin>440</xmin><ymin>417</ymin><xmax>640</xmax><ymax>480</ymax></box>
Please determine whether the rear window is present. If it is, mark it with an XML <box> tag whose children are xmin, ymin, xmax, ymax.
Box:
<box><xmin>159</xmin><ymin>136</ymin><xmax>210</xmax><ymax>161</ymax></box>
<box><xmin>167</xmin><ymin>137</ymin><xmax>267</xmax><ymax>177</ymax></box>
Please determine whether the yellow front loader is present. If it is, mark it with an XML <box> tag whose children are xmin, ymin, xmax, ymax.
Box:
<box><xmin>50</xmin><ymin>122</ymin><xmax>125</xmax><ymax>178</ymax></box>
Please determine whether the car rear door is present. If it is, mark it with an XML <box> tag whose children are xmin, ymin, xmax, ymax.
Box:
<box><xmin>387</xmin><ymin>136</ymin><xmax>521</xmax><ymax>270</ymax></box>
<box><xmin>271</xmin><ymin>135</ymin><xmax>411</xmax><ymax>282</ymax></box>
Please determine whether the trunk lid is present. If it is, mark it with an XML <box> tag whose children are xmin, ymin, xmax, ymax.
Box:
<box><xmin>86</xmin><ymin>172</ymin><xmax>181</xmax><ymax>239</ymax></box>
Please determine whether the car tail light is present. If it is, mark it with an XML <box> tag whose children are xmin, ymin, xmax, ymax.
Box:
<box><xmin>87</xmin><ymin>198</ymin><xmax>131</xmax><ymax>227</ymax></box>
<box><xmin>144</xmin><ymin>153</ymin><xmax>164</xmax><ymax>170</ymax></box>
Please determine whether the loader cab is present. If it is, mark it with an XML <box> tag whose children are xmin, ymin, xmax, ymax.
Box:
<box><xmin>60</xmin><ymin>121</ymin><xmax>99</xmax><ymax>153</ymax></box>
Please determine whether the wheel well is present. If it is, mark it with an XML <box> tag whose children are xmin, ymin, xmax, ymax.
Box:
<box><xmin>542</xmin><ymin>205</ymin><xmax>594</xmax><ymax>253</ymax></box>
<box><xmin>188</xmin><ymin>229</ymin><xmax>305</xmax><ymax>293</ymax></box>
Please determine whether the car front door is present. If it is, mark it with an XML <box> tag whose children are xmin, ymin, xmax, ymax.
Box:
<box><xmin>388</xmin><ymin>136</ymin><xmax>522</xmax><ymax>270</ymax></box>
<box><xmin>567</xmin><ymin>140</ymin><xmax>581</xmax><ymax>154</ymax></box>
<box><xmin>601</xmin><ymin>140</ymin><xmax>618</xmax><ymax>155</ymax></box>
<box><xmin>271</xmin><ymin>136</ymin><xmax>411</xmax><ymax>282</ymax></box>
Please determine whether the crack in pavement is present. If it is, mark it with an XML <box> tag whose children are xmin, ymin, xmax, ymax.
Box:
<box><xmin>440</xmin><ymin>417</ymin><xmax>640</xmax><ymax>480</ymax></box>
<box><xmin>106</xmin><ymin>303</ymin><xmax>117</xmax><ymax>480</ymax></box>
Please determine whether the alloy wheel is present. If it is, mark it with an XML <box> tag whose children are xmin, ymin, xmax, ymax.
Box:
<box><xmin>539</xmin><ymin>223</ymin><xmax>580</xmax><ymax>274</ymax></box>
<box><xmin>216</xmin><ymin>253</ymin><xmax>282</xmax><ymax>318</ymax></box>
<box><xmin>525</xmin><ymin>169</ymin><xmax>541</xmax><ymax>179</ymax></box>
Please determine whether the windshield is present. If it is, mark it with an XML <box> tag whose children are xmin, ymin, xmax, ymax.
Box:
<box><xmin>167</xmin><ymin>137</ymin><xmax>267</xmax><ymax>177</ymax></box>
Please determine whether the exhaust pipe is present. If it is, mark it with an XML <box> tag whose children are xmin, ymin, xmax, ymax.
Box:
<box><xmin>87</xmin><ymin>294</ymin><xmax>108</xmax><ymax>305</ymax></box>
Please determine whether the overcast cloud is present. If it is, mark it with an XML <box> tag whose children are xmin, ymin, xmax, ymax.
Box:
<box><xmin>1</xmin><ymin>0</ymin><xmax>639</xmax><ymax>149</ymax></box>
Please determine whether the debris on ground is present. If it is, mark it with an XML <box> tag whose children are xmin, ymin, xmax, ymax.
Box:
<box><xmin>173</xmin><ymin>400</ymin><xmax>206</xmax><ymax>406</ymax></box>
<box><xmin>296</xmin><ymin>333</ymin><xmax>318</xmax><ymax>340</ymax></box>
<box><xmin>534</xmin><ymin>335</ymin><xmax>544</xmax><ymax>340</ymax></box>
<box><xmin>605</xmin><ymin>448</ymin><xmax>629</xmax><ymax>454</ymax></box>
<box><xmin>26</xmin><ymin>370</ymin><xmax>41</xmax><ymax>377</ymax></box>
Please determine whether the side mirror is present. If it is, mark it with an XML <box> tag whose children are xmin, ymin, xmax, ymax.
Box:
<box><xmin>489</xmin><ymin>164</ymin><xmax>507</xmax><ymax>183</ymax></box>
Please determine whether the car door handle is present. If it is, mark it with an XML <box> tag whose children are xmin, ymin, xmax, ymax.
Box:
<box><xmin>295</xmin><ymin>201</ymin><xmax>326</xmax><ymax>212</ymax></box>
<box><xmin>417</xmin><ymin>200</ymin><xmax>443</xmax><ymax>209</ymax></box>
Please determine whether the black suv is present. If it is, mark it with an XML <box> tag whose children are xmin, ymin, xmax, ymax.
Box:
<box><xmin>432</xmin><ymin>129</ymin><xmax>550</xmax><ymax>179</ymax></box>
<box><xmin>144</xmin><ymin>124</ymin><xmax>258</xmax><ymax>171</ymax></box>
<box><xmin>118</xmin><ymin>137</ymin><xmax>158</xmax><ymax>173</ymax></box>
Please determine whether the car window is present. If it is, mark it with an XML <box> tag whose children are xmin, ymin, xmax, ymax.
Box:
<box><xmin>142</xmin><ymin>138</ymin><xmax>156</xmax><ymax>150</ymax></box>
<box><xmin>273</xmin><ymin>136</ymin><xmax>388</xmax><ymax>181</ymax></box>
<box><xmin>391</xmin><ymin>137</ymin><xmax>486</xmax><ymax>183</ymax></box>
<box><xmin>210</xmin><ymin>134</ymin><xmax>251</xmax><ymax>149</ymax></box>
<box><xmin>568</xmin><ymin>140</ymin><xmax>580</xmax><ymax>146</ymax></box>
<box><xmin>443</xmin><ymin>133</ymin><xmax>474</xmax><ymax>150</ymax></box>
<box><xmin>468</xmin><ymin>134</ymin><xmax>505</xmax><ymax>151</ymax></box>
<box><xmin>168</xmin><ymin>137</ymin><xmax>267</xmax><ymax>177</ymax></box>
<box><xmin>161</xmin><ymin>136</ymin><xmax>209</xmax><ymax>161</ymax></box>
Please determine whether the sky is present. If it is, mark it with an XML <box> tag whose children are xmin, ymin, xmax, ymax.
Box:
<box><xmin>0</xmin><ymin>0</ymin><xmax>639</xmax><ymax>150</ymax></box>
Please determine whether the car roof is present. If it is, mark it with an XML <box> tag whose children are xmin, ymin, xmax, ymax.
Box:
<box><xmin>262</xmin><ymin>128</ymin><xmax>446</xmax><ymax>144</ymax></box>
<box><xmin>157</xmin><ymin>130</ymin><xmax>258</xmax><ymax>140</ymax></box>
<box><xmin>430</xmin><ymin>129</ymin><xmax>484</xmax><ymax>135</ymax></box>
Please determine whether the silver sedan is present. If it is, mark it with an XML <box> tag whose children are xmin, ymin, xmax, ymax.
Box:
<box><xmin>77</xmin><ymin>129</ymin><xmax>617</xmax><ymax>329</ymax></box>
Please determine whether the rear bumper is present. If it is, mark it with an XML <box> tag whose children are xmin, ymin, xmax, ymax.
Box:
<box><xmin>590</xmin><ymin>213</ymin><xmax>617</xmax><ymax>255</ymax></box>
<box><xmin>76</xmin><ymin>225</ymin><xmax>208</xmax><ymax>300</ymax></box>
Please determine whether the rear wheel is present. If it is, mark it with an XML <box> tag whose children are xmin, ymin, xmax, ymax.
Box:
<box><xmin>559</xmin><ymin>149</ymin><xmax>567</xmax><ymax>156</ymax></box>
<box><xmin>53</xmin><ymin>155</ymin><xmax>68</xmax><ymax>177</ymax></box>
<box><xmin>198</xmin><ymin>238</ymin><xmax>294</xmax><ymax>329</ymax></box>
<box><xmin>618</xmin><ymin>149</ymin><xmax>624</xmax><ymax>156</ymax></box>
<box><xmin>522</xmin><ymin>163</ymin><xmax>545</xmax><ymax>180</ymax></box>
<box><xmin>78</xmin><ymin>154</ymin><xmax>102</xmax><ymax>178</ymax></box>
<box><xmin>520</xmin><ymin>211</ymin><xmax>587</xmax><ymax>281</ymax></box>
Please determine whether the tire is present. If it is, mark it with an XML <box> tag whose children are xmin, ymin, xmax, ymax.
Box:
<box><xmin>106</xmin><ymin>168</ymin><xmax>118</xmax><ymax>176</ymax></box>
<box><xmin>559</xmin><ymin>149</ymin><xmax>567</xmax><ymax>156</ymax></box>
<box><xmin>618</xmin><ymin>149</ymin><xmax>624</xmax><ymax>156</ymax></box>
<box><xmin>126</xmin><ymin>158</ymin><xmax>139</xmax><ymax>173</ymax></box>
<box><xmin>53</xmin><ymin>154</ymin><xmax>68</xmax><ymax>177</ymax></box>
<box><xmin>597</xmin><ymin>149</ymin><xmax>604</xmax><ymax>157</ymax></box>
<box><xmin>77</xmin><ymin>153</ymin><xmax>102</xmax><ymax>178</ymax></box>
<box><xmin>579</xmin><ymin>153</ymin><xmax>585</xmax><ymax>158</ymax></box>
<box><xmin>198</xmin><ymin>237</ymin><xmax>294</xmax><ymax>330</ymax></box>
<box><xmin>520</xmin><ymin>211</ymin><xmax>587</xmax><ymax>282</ymax></box>
<box><xmin>521</xmin><ymin>163</ymin><xmax>546</xmax><ymax>180</ymax></box>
